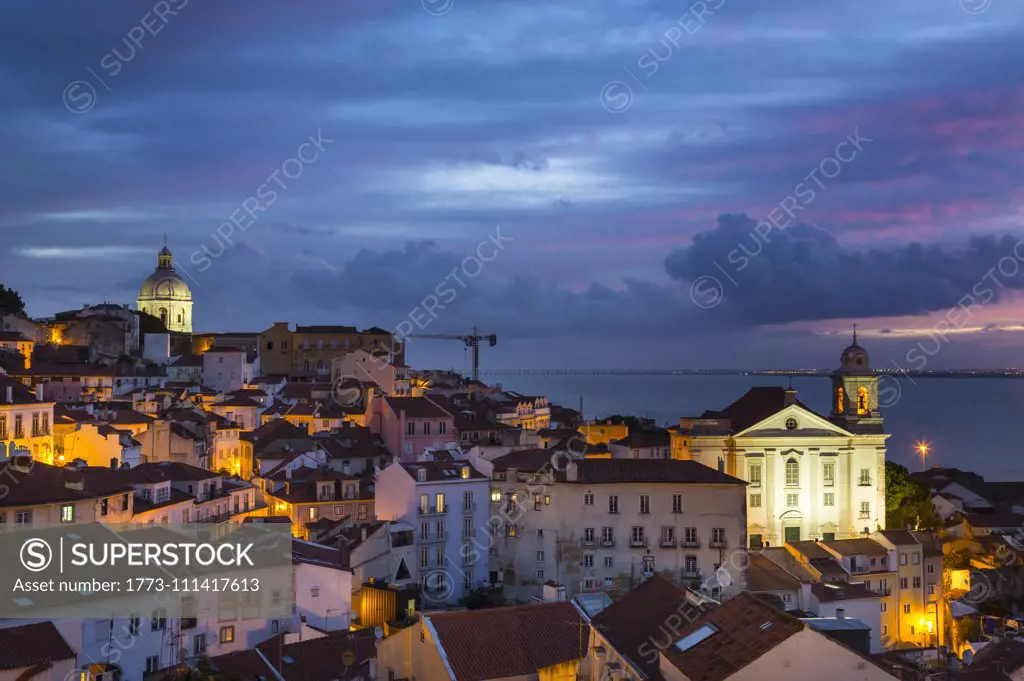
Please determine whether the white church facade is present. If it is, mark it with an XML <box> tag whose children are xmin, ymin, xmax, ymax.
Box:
<box><xmin>671</xmin><ymin>333</ymin><xmax>887</xmax><ymax>547</ymax></box>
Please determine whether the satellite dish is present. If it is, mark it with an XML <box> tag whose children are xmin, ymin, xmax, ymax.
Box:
<box><xmin>374</xmin><ymin>627</ymin><xmax>384</xmax><ymax>640</ymax></box>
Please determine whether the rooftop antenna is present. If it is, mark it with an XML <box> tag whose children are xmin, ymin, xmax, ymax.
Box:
<box><xmin>852</xmin><ymin>322</ymin><xmax>858</xmax><ymax>345</ymax></box>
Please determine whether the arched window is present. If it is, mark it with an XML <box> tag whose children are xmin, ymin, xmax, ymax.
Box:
<box><xmin>158</xmin><ymin>307</ymin><xmax>168</xmax><ymax>326</ymax></box>
<box><xmin>177</xmin><ymin>312</ymin><xmax>183</xmax><ymax>324</ymax></box>
<box><xmin>785</xmin><ymin>458</ymin><xmax>799</xmax><ymax>487</ymax></box>
<box><xmin>857</xmin><ymin>387</ymin><xmax>869</xmax><ymax>415</ymax></box>
<box><xmin>836</xmin><ymin>386</ymin><xmax>845</xmax><ymax>413</ymax></box>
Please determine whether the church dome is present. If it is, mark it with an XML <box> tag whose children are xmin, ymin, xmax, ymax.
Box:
<box><xmin>138</xmin><ymin>244</ymin><xmax>192</xmax><ymax>302</ymax></box>
<box><xmin>839</xmin><ymin>328</ymin><xmax>869</xmax><ymax>371</ymax></box>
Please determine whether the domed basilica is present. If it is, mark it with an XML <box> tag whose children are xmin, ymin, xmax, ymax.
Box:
<box><xmin>137</xmin><ymin>242</ymin><xmax>193</xmax><ymax>333</ymax></box>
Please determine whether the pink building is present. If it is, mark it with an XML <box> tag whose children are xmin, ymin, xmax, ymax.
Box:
<box><xmin>369</xmin><ymin>395</ymin><xmax>455</xmax><ymax>461</ymax></box>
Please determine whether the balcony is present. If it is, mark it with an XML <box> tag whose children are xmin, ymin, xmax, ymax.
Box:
<box><xmin>420</xmin><ymin>533</ymin><xmax>447</xmax><ymax>544</ymax></box>
<box><xmin>600</xmin><ymin>538</ymin><xmax>616</xmax><ymax>548</ymax></box>
<box><xmin>418</xmin><ymin>506</ymin><xmax>447</xmax><ymax>516</ymax></box>
<box><xmin>681</xmin><ymin>539</ymin><xmax>700</xmax><ymax>548</ymax></box>
<box><xmin>581</xmin><ymin>538</ymin><xmax>596</xmax><ymax>548</ymax></box>
<box><xmin>858</xmin><ymin>479</ymin><xmax>872</xmax><ymax>487</ymax></box>
<box><xmin>629</xmin><ymin>538</ymin><xmax>648</xmax><ymax>549</ymax></box>
<box><xmin>682</xmin><ymin>569</ymin><xmax>701</xmax><ymax>579</ymax></box>
<box><xmin>660</xmin><ymin>539</ymin><xmax>678</xmax><ymax>548</ymax></box>
<box><xmin>710</xmin><ymin>538</ymin><xmax>727</xmax><ymax>549</ymax></box>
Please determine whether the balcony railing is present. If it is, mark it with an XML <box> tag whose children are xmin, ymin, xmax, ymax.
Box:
<box><xmin>581</xmin><ymin>538</ymin><xmax>596</xmax><ymax>548</ymax></box>
<box><xmin>660</xmin><ymin>539</ymin><xmax>678</xmax><ymax>548</ymax></box>
<box><xmin>418</xmin><ymin>506</ymin><xmax>447</xmax><ymax>516</ymax></box>
<box><xmin>462</xmin><ymin>502</ymin><xmax>476</xmax><ymax>513</ymax></box>
<box><xmin>710</xmin><ymin>538</ymin><xmax>727</xmax><ymax>549</ymax></box>
<box><xmin>682</xmin><ymin>569</ymin><xmax>700</xmax><ymax>579</ymax></box>
<box><xmin>681</xmin><ymin>539</ymin><xmax>700</xmax><ymax>548</ymax></box>
<box><xmin>629</xmin><ymin>538</ymin><xmax>648</xmax><ymax>549</ymax></box>
<box><xmin>600</xmin><ymin>538</ymin><xmax>616</xmax><ymax>548</ymax></box>
<box><xmin>420</xmin><ymin>533</ymin><xmax>447</xmax><ymax>544</ymax></box>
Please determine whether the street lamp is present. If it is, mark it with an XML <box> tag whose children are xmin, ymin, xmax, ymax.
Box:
<box><xmin>915</xmin><ymin>441</ymin><xmax>930</xmax><ymax>471</ymax></box>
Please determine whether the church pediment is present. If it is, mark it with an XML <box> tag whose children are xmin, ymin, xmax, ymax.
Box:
<box><xmin>736</xmin><ymin>404</ymin><xmax>853</xmax><ymax>439</ymax></box>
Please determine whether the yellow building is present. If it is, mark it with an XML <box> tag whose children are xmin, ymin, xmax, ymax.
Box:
<box><xmin>0</xmin><ymin>375</ymin><xmax>55</xmax><ymax>463</ymax></box>
<box><xmin>0</xmin><ymin>331</ymin><xmax>33</xmax><ymax>369</ymax></box>
<box><xmin>263</xmin><ymin>467</ymin><xmax>374</xmax><ymax>539</ymax></box>
<box><xmin>580</xmin><ymin>421</ymin><xmax>628</xmax><ymax>445</ymax></box>
<box><xmin>258</xmin><ymin>323</ymin><xmax>398</xmax><ymax>379</ymax></box>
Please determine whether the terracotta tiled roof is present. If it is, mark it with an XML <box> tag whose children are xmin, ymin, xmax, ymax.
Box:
<box><xmin>400</xmin><ymin>460</ymin><xmax>487</xmax><ymax>482</ymax></box>
<box><xmin>747</xmin><ymin>554</ymin><xmax>802</xmax><ymax>593</ymax></box>
<box><xmin>427</xmin><ymin>602</ymin><xmax>588</xmax><ymax>681</ymax></box>
<box><xmin>591</xmin><ymin>574</ymin><xmax>708</xmax><ymax>677</ymax></box>
<box><xmin>257</xmin><ymin>628</ymin><xmax>378</xmax><ymax>681</ymax></box>
<box><xmin>206</xmin><ymin>649</ymin><xmax>269</xmax><ymax>681</ymax></box>
<box><xmin>491</xmin><ymin>448</ymin><xmax>567</xmax><ymax>473</ymax></box>
<box><xmin>822</xmin><ymin>538</ymin><xmax>888</xmax><ymax>557</ymax></box>
<box><xmin>0</xmin><ymin>622</ymin><xmax>76</xmax><ymax>669</ymax></box>
<box><xmin>0</xmin><ymin>375</ymin><xmax>41</xmax><ymax>405</ymax></box>
<box><xmin>877</xmin><ymin>529</ymin><xmax>917</xmax><ymax>546</ymax></box>
<box><xmin>561</xmin><ymin>459</ymin><xmax>745</xmax><ymax>485</ymax></box>
<box><xmin>661</xmin><ymin>592</ymin><xmax>804</xmax><ymax>681</ymax></box>
<box><xmin>0</xmin><ymin>460</ymin><xmax>133</xmax><ymax>508</ymax></box>
<box><xmin>612</xmin><ymin>429</ymin><xmax>671</xmax><ymax>448</ymax></box>
<box><xmin>700</xmin><ymin>386</ymin><xmax>823</xmax><ymax>433</ymax></box>
<box><xmin>384</xmin><ymin>396</ymin><xmax>452</xmax><ymax>419</ymax></box>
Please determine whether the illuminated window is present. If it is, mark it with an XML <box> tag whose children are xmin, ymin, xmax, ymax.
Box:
<box><xmin>750</xmin><ymin>494</ymin><xmax>761</xmax><ymax>508</ymax></box>
<box><xmin>786</xmin><ymin>494</ymin><xmax>798</xmax><ymax>507</ymax></box>
<box><xmin>857</xmin><ymin>387</ymin><xmax>869</xmax><ymax>414</ymax></box>
<box><xmin>785</xmin><ymin>459</ymin><xmax>799</xmax><ymax>487</ymax></box>
<box><xmin>749</xmin><ymin>464</ymin><xmax>762</xmax><ymax>488</ymax></box>
<box><xmin>836</xmin><ymin>386</ymin><xmax>845</xmax><ymax>413</ymax></box>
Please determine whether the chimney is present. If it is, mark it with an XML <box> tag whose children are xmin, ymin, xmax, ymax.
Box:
<box><xmin>836</xmin><ymin>606</ymin><xmax>845</xmax><ymax>619</ymax></box>
<box><xmin>5</xmin><ymin>386</ymin><xmax>11</xmax><ymax>404</ymax></box>
<box><xmin>783</xmin><ymin>388</ymin><xmax>797</xmax><ymax>406</ymax></box>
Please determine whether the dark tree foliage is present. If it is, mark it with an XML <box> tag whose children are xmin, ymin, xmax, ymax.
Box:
<box><xmin>0</xmin><ymin>284</ymin><xmax>26</xmax><ymax>316</ymax></box>
<box><xmin>886</xmin><ymin>461</ymin><xmax>940</xmax><ymax>532</ymax></box>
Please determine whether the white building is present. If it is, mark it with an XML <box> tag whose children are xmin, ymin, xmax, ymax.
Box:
<box><xmin>375</xmin><ymin>458</ymin><xmax>490</xmax><ymax>607</ymax></box>
<box><xmin>202</xmin><ymin>347</ymin><xmax>253</xmax><ymax>394</ymax></box>
<box><xmin>489</xmin><ymin>454</ymin><xmax>748</xmax><ymax>602</ymax></box>
<box><xmin>137</xmin><ymin>244</ymin><xmax>193</xmax><ymax>333</ymax></box>
<box><xmin>291</xmin><ymin>539</ymin><xmax>355</xmax><ymax>631</ymax></box>
<box><xmin>673</xmin><ymin>335</ymin><xmax>887</xmax><ymax>547</ymax></box>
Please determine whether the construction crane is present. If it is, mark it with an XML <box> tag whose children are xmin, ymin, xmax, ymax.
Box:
<box><xmin>407</xmin><ymin>327</ymin><xmax>497</xmax><ymax>381</ymax></box>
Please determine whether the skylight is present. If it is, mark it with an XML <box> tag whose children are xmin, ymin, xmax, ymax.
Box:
<box><xmin>674</xmin><ymin>623</ymin><xmax>719</xmax><ymax>652</ymax></box>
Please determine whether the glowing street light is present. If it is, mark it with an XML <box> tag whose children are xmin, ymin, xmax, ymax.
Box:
<box><xmin>915</xmin><ymin>441</ymin><xmax>930</xmax><ymax>471</ymax></box>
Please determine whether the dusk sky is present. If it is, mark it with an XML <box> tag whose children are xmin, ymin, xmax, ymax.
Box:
<box><xmin>3</xmin><ymin>0</ymin><xmax>1024</xmax><ymax>370</ymax></box>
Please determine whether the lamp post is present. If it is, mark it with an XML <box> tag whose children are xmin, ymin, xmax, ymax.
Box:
<box><xmin>916</xmin><ymin>441</ymin><xmax>930</xmax><ymax>472</ymax></box>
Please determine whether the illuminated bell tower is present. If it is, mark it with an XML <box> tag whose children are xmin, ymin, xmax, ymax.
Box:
<box><xmin>831</xmin><ymin>326</ymin><xmax>880</xmax><ymax>425</ymax></box>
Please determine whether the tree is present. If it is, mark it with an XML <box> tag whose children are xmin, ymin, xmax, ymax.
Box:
<box><xmin>0</xmin><ymin>284</ymin><xmax>25</xmax><ymax>316</ymax></box>
<box><xmin>886</xmin><ymin>461</ymin><xmax>941</xmax><ymax>532</ymax></box>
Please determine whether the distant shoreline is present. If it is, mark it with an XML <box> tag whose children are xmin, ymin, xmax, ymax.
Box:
<box><xmin>479</xmin><ymin>369</ymin><xmax>1024</xmax><ymax>378</ymax></box>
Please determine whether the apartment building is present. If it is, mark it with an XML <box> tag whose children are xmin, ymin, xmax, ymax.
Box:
<box><xmin>0</xmin><ymin>375</ymin><xmax>55</xmax><ymax>463</ymax></box>
<box><xmin>263</xmin><ymin>466</ymin><xmax>375</xmax><ymax>539</ymax></box>
<box><xmin>488</xmin><ymin>455</ymin><xmax>748</xmax><ymax>601</ymax></box>
<box><xmin>873</xmin><ymin>529</ymin><xmax>945</xmax><ymax>648</ymax></box>
<box><xmin>369</xmin><ymin>395</ymin><xmax>456</xmax><ymax>461</ymax></box>
<box><xmin>258</xmin><ymin>323</ymin><xmax>398</xmax><ymax>379</ymax></box>
<box><xmin>375</xmin><ymin>458</ymin><xmax>490</xmax><ymax>607</ymax></box>
<box><xmin>0</xmin><ymin>459</ymin><xmax>134</xmax><ymax>524</ymax></box>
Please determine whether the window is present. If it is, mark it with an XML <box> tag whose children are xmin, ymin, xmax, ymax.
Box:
<box><xmin>785</xmin><ymin>417</ymin><xmax>798</xmax><ymax>430</ymax></box>
<box><xmin>439</xmin><ymin>421</ymin><xmax>447</xmax><ymax>435</ymax></box>
<box><xmin>219</xmin><ymin>626</ymin><xmax>235</xmax><ymax>644</ymax></box>
<box><xmin>129</xmin><ymin>616</ymin><xmax>140</xmax><ymax>636</ymax></box>
<box><xmin>860</xmin><ymin>502</ymin><xmax>870</xmax><ymax>519</ymax></box>
<box><xmin>583</xmin><ymin>554</ymin><xmax>594</xmax><ymax>568</ymax></box>
<box><xmin>912</xmin><ymin>552</ymin><xmax>920</xmax><ymax>565</ymax></box>
<box><xmin>608</xmin><ymin>495</ymin><xmax>619</xmax><ymax>514</ymax></box>
<box><xmin>535</xmin><ymin>569</ymin><xmax>544</xmax><ymax>579</ymax></box>
<box><xmin>786</xmin><ymin>493</ymin><xmax>798</xmax><ymax>508</ymax></box>
<box><xmin>859</xmin><ymin>468</ymin><xmax>871</xmax><ymax>486</ymax></box>
<box><xmin>824</xmin><ymin>493</ymin><xmax>834</xmax><ymax>507</ymax></box>
<box><xmin>490</xmin><ymin>490</ymin><xmax>501</xmax><ymax>503</ymax></box>
<box><xmin>711</xmin><ymin>528</ymin><xmax>725</xmax><ymax>547</ymax></box>
<box><xmin>903</xmin><ymin>604</ymin><xmax>911</xmax><ymax>614</ymax></box>
<box><xmin>882</xmin><ymin>626</ymin><xmax>888</xmax><ymax>636</ymax></box>
<box><xmin>436</xmin><ymin>520</ymin><xmax>445</xmax><ymax>539</ymax></box>
<box><xmin>420</xmin><ymin>549</ymin><xmax>429</xmax><ymax>569</ymax></box>
<box><xmin>604</xmin><ymin>556</ymin><xmax>613</xmax><ymax>568</ymax></box>
<box><xmin>900</xmin><ymin>577</ymin><xmax>908</xmax><ymax>589</ymax></box>
<box><xmin>15</xmin><ymin>510</ymin><xmax>31</xmax><ymax>524</ymax></box>
<box><xmin>684</xmin><ymin>555</ymin><xmax>698</xmax><ymax>576</ymax></box>
<box><xmin>683</xmin><ymin>527</ymin><xmax>698</xmax><ymax>546</ymax></box>
<box><xmin>534</xmin><ymin>494</ymin><xmax>542</xmax><ymax>511</ymax></box>
<box><xmin>463</xmin><ymin>517</ymin><xmax>473</xmax><ymax>538</ymax></box>
<box><xmin>927</xmin><ymin>563</ymin><xmax>935</xmax><ymax>574</ymax></box>
<box><xmin>749</xmin><ymin>464</ymin><xmax>762</xmax><ymax>488</ymax></box>
<box><xmin>881</xmin><ymin>602</ymin><xmax>887</xmax><ymax>612</ymax></box>
<box><xmin>406</xmin><ymin>422</ymin><xmax>415</xmax><ymax>435</ymax></box>
<box><xmin>582</xmin><ymin>527</ymin><xmax>595</xmax><ymax>545</ymax></box>
<box><xmin>435</xmin><ymin>493</ymin><xmax>446</xmax><ymax>513</ymax></box>
<box><xmin>750</xmin><ymin>494</ymin><xmax>762</xmax><ymax>507</ymax></box>
<box><xmin>584</xmin><ymin>493</ymin><xmax>594</xmax><ymax>506</ymax></box>
<box><xmin>900</xmin><ymin>553</ymin><xmax>907</xmax><ymax>566</ymax></box>
<box><xmin>631</xmin><ymin>526</ymin><xmax>646</xmax><ymax>546</ymax></box>
<box><xmin>672</xmin><ymin>493</ymin><xmax>683</xmax><ymax>513</ymax></box>
<box><xmin>193</xmin><ymin>634</ymin><xmax>206</xmax><ymax>655</ymax></box>
<box><xmin>913</xmin><ymin>577</ymin><xmax>921</xmax><ymax>588</ymax></box>
<box><xmin>151</xmin><ymin>609</ymin><xmax>167</xmax><ymax>631</ymax></box>
<box><xmin>785</xmin><ymin>459</ymin><xmax>799</xmax><ymax>486</ymax></box>
<box><xmin>145</xmin><ymin>657</ymin><xmax>160</xmax><ymax>675</ymax></box>
<box><xmin>311</xmin><ymin>586</ymin><xmax>321</xmax><ymax>597</ymax></box>
<box><xmin>423</xmin><ymin>422</ymin><xmax>431</xmax><ymax>435</ymax></box>
<box><xmin>602</xmin><ymin>527</ymin><xmax>614</xmax><ymax>544</ymax></box>
<box><xmin>536</xmin><ymin>550</ymin><xmax>545</xmax><ymax>562</ymax></box>
<box><xmin>823</xmin><ymin>462</ymin><xmax>835</xmax><ymax>487</ymax></box>
<box><xmin>928</xmin><ymin>585</ymin><xmax>935</xmax><ymax>596</ymax></box>
<box><xmin>61</xmin><ymin>505</ymin><xmax>74</xmax><ymax>523</ymax></box>
<box><xmin>639</xmin><ymin>494</ymin><xmax>650</xmax><ymax>514</ymax></box>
